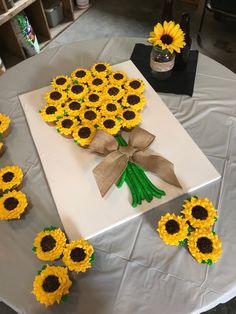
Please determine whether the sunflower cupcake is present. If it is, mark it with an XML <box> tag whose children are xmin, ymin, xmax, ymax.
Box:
<box><xmin>71</xmin><ymin>68</ymin><xmax>91</xmax><ymax>84</ymax></box>
<box><xmin>33</xmin><ymin>227</ymin><xmax>67</xmax><ymax>261</ymax></box>
<box><xmin>80</xmin><ymin>108</ymin><xmax>100</xmax><ymax>125</ymax></box>
<box><xmin>157</xmin><ymin>213</ymin><xmax>189</xmax><ymax>246</ymax></box>
<box><xmin>32</xmin><ymin>265</ymin><xmax>72</xmax><ymax>306</ymax></box>
<box><xmin>104</xmin><ymin>85</ymin><xmax>125</xmax><ymax>101</ymax></box>
<box><xmin>0</xmin><ymin>113</ymin><xmax>11</xmax><ymax>138</ymax></box>
<box><xmin>88</xmin><ymin>77</ymin><xmax>108</xmax><ymax>92</ymax></box>
<box><xmin>0</xmin><ymin>165</ymin><xmax>23</xmax><ymax>192</ymax></box>
<box><xmin>0</xmin><ymin>142</ymin><xmax>4</xmax><ymax>157</ymax></box>
<box><xmin>73</xmin><ymin>124</ymin><xmax>96</xmax><ymax>147</ymax></box>
<box><xmin>45</xmin><ymin>90</ymin><xmax>67</xmax><ymax>106</ymax></box>
<box><xmin>67</xmin><ymin>83</ymin><xmax>88</xmax><ymax>100</ymax></box>
<box><xmin>51</xmin><ymin>75</ymin><xmax>71</xmax><ymax>91</ymax></box>
<box><xmin>181</xmin><ymin>197</ymin><xmax>218</xmax><ymax>229</ymax></box>
<box><xmin>0</xmin><ymin>190</ymin><xmax>28</xmax><ymax>220</ymax></box>
<box><xmin>40</xmin><ymin>104</ymin><xmax>64</xmax><ymax>126</ymax></box>
<box><xmin>91</xmin><ymin>62</ymin><xmax>111</xmax><ymax>78</ymax></box>
<box><xmin>84</xmin><ymin>92</ymin><xmax>103</xmax><ymax>108</ymax></box>
<box><xmin>100</xmin><ymin>101</ymin><xmax>122</xmax><ymax>117</ymax></box>
<box><xmin>64</xmin><ymin>100</ymin><xmax>84</xmax><ymax>117</ymax></box>
<box><xmin>121</xmin><ymin>109</ymin><xmax>141</xmax><ymax>129</ymax></box>
<box><xmin>122</xmin><ymin>92</ymin><xmax>146</xmax><ymax>111</ymax></box>
<box><xmin>56</xmin><ymin>117</ymin><xmax>78</xmax><ymax>139</ymax></box>
<box><xmin>125</xmin><ymin>78</ymin><xmax>145</xmax><ymax>94</ymax></box>
<box><xmin>62</xmin><ymin>239</ymin><xmax>94</xmax><ymax>273</ymax></box>
<box><xmin>109</xmin><ymin>71</ymin><xmax>127</xmax><ymax>85</ymax></box>
<box><xmin>99</xmin><ymin>117</ymin><xmax>121</xmax><ymax>135</ymax></box>
<box><xmin>188</xmin><ymin>229</ymin><xmax>222</xmax><ymax>264</ymax></box>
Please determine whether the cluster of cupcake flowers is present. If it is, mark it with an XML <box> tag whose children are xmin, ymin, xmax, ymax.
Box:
<box><xmin>0</xmin><ymin>112</ymin><xmax>11</xmax><ymax>157</ymax></box>
<box><xmin>0</xmin><ymin>165</ymin><xmax>28</xmax><ymax>220</ymax></box>
<box><xmin>39</xmin><ymin>62</ymin><xmax>146</xmax><ymax>147</ymax></box>
<box><xmin>157</xmin><ymin>196</ymin><xmax>222</xmax><ymax>265</ymax></box>
<box><xmin>32</xmin><ymin>226</ymin><xmax>95</xmax><ymax>306</ymax></box>
<box><xmin>39</xmin><ymin>62</ymin><xmax>166</xmax><ymax>207</ymax></box>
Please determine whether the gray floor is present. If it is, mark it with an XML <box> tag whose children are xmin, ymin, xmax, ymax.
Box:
<box><xmin>1</xmin><ymin>1</ymin><xmax>235</xmax><ymax>313</ymax></box>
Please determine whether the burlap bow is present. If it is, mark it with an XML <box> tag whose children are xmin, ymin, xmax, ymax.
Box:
<box><xmin>89</xmin><ymin>127</ymin><xmax>181</xmax><ymax>197</ymax></box>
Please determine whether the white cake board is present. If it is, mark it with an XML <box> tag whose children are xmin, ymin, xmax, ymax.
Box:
<box><xmin>19</xmin><ymin>61</ymin><xmax>220</xmax><ymax>240</ymax></box>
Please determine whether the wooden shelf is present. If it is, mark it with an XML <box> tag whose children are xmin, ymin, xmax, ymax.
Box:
<box><xmin>0</xmin><ymin>0</ymin><xmax>37</xmax><ymax>26</ymax></box>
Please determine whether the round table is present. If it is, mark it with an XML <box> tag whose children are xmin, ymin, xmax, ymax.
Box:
<box><xmin>1</xmin><ymin>38</ymin><xmax>236</xmax><ymax>314</ymax></box>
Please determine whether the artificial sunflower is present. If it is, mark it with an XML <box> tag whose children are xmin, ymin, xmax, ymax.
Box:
<box><xmin>104</xmin><ymin>85</ymin><xmax>125</xmax><ymax>101</ymax></box>
<box><xmin>45</xmin><ymin>89</ymin><xmax>67</xmax><ymax>106</ymax></box>
<box><xmin>100</xmin><ymin>100</ymin><xmax>122</xmax><ymax>117</ymax></box>
<box><xmin>188</xmin><ymin>229</ymin><xmax>222</xmax><ymax>264</ymax></box>
<box><xmin>0</xmin><ymin>113</ymin><xmax>11</xmax><ymax>137</ymax></box>
<box><xmin>71</xmin><ymin>68</ymin><xmax>91</xmax><ymax>84</ymax></box>
<box><xmin>73</xmin><ymin>124</ymin><xmax>96</xmax><ymax>147</ymax></box>
<box><xmin>122</xmin><ymin>92</ymin><xmax>146</xmax><ymax>111</ymax></box>
<box><xmin>121</xmin><ymin>109</ymin><xmax>141</xmax><ymax>129</ymax></box>
<box><xmin>56</xmin><ymin>117</ymin><xmax>78</xmax><ymax>138</ymax></box>
<box><xmin>0</xmin><ymin>165</ymin><xmax>23</xmax><ymax>192</ymax></box>
<box><xmin>109</xmin><ymin>71</ymin><xmax>127</xmax><ymax>85</ymax></box>
<box><xmin>84</xmin><ymin>92</ymin><xmax>103</xmax><ymax>108</ymax></box>
<box><xmin>88</xmin><ymin>76</ymin><xmax>108</xmax><ymax>92</ymax></box>
<box><xmin>157</xmin><ymin>213</ymin><xmax>189</xmax><ymax>246</ymax></box>
<box><xmin>80</xmin><ymin>108</ymin><xmax>100</xmax><ymax>125</ymax></box>
<box><xmin>0</xmin><ymin>190</ymin><xmax>28</xmax><ymax>220</ymax></box>
<box><xmin>40</xmin><ymin>104</ymin><xmax>64</xmax><ymax>125</ymax></box>
<box><xmin>51</xmin><ymin>75</ymin><xmax>71</xmax><ymax>91</ymax></box>
<box><xmin>181</xmin><ymin>197</ymin><xmax>218</xmax><ymax>229</ymax></box>
<box><xmin>32</xmin><ymin>265</ymin><xmax>72</xmax><ymax>306</ymax></box>
<box><xmin>33</xmin><ymin>227</ymin><xmax>67</xmax><ymax>261</ymax></box>
<box><xmin>67</xmin><ymin>83</ymin><xmax>88</xmax><ymax>100</ymax></box>
<box><xmin>148</xmin><ymin>20</ymin><xmax>185</xmax><ymax>53</ymax></box>
<box><xmin>99</xmin><ymin>117</ymin><xmax>121</xmax><ymax>135</ymax></box>
<box><xmin>91</xmin><ymin>62</ymin><xmax>111</xmax><ymax>77</ymax></box>
<box><xmin>62</xmin><ymin>239</ymin><xmax>94</xmax><ymax>273</ymax></box>
<box><xmin>125</xmin><ymin>78</ymin><xmax>145</xmax><ymax>94</ymax></box>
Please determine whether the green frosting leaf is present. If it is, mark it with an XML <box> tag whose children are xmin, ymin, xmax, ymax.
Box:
<box><xmin>214</xmin><ymin>217</ymin><xmax>218</xmax><ymax>222</ymax></box>
<box><xmin>179</xmin><ymin>239</ymin><xmax>187</xmax><ymax>246</ymax></box>
<box><xmin>32</xmin><ymin>246</ymin><xmax>36</xmax><ymax>252</ymax></box>
<box><xmin>116</xmin><ymin>116</ymin><xmax>122</xmax><ymax>121</ymax></box>
<box><xmin>207</xmin><ymin>259</ymin><xmax>213</xmax><ymax>265</ymax></box>
<box><xmin>90</xmin><ymin>252</ymin><xmax>95</xmax><ymax>263</ymax></box>
<box><xmin>43</xmin><ymin>226</ymin><xmax>57</xmax><ymax>231</ymax></box>
<box><xmin>73</xmin><ymin>80</ymin><xmax>78</xmax><ymax>84</ymax></box>
<box><xmin>61</xmin><ymin>295</ymin><xmax>68</xmax><ymax>303</ymax></box>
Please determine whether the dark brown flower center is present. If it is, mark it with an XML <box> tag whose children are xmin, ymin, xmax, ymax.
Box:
<box><xmin>56</xmin><ymin>77</ymin><xmax>66</xmax><ymax>85</ymax></box>
<box><xmin>165</xmin><ymin>219</ymin><xmax>180</xmax><ymax>234</ymax></box>
<box><xmin>114</xmin><ymin>73</ymin><xmax>123</xmax><ymax>80</ymax></box>
<box><xmin>2</xmin><ymin>171</ymin><xmax>14</xmax><ymax>182</ymax></box>
<box><xmin>76</xmin><ymin>70</ymin><xmax>86</xmax><ymax>78</ymax></box>
<box><xmin>92</xmin><ymin>78</ymin><xmax>103</xmax><ymax>86</ymax></box>
<box><xmin>62</xmin><ymin>119</ymin><xmax>73</xmax><ymax>128</ymax></box>
<box><xmin>106</xmin><ymin>103</ymin><xmax>117</xmax><ymax>112</ymax></box>
<box><xmin>95</xmin><ymin>64</ymin><xmax>106</xmax><ymax>72</ymax></box>
<box><xmin>130</xmin><ymin>80</ymin><xmax>141</xmax><ymax>89</ymax></box>
<box><xmin>69</xmin><ymin>101</ymin><xmax>81</xmax><ymax>111</ymax></box>
<box><xmin>108</xmin><ymin>87</ymin><xmax>119</xmax><ymax>96</ymax></box>
<box><xmin>84</xmin><ymin>111</ymin><xmax>97</xmax><ymax>121</ymax></box>
<box><xmin>127</xmin><ymin>95</ymin><xmax>140</xmax><ymax>105</ymax></box>
<box><xmin>50</xmin><ymin>91</ymin><xmax>62</xmax><ymax>100</ymax></box>
<box><xmin>123</xmin><ymin>111</ymin><xmax>135</xmax><ymax>120</ymax></box>
<box><xmin>89</xmin><ymin>94</ymin><xmax>99</xmax><ymax>102</ymax></box>
<box><xmin>78</xmin><ymin>127</ymin><xmax>91</xmax><ymax>138</ymax></box>
<box><xmin>41</xmin><ymin>235</ymin><xmax>56</xmax><ymax>252</ymax></box>
<box><xmin>161</xmin><ymin>34</ymin><xmax>173</xmax><ymax>45</ymax></box>
<box><xmin>72</xmin><ymin>85</ymin><xmax>84</xmax><ymax>94</ymax></box>
<box><xmin>4</xmin><ymin>197</ymin><xmax>19</xmax><ymax>211</ymax></box>
<box><xmin>46</xmin><ymin>106</ymin><xmax>57</xmax><ymax>115</ymax></box>
<box><xmin>104</xmin><ymin>119</ymin><xmax>115</xmax><ymax>129</ymax></box>
<box><xmin>70</xmin><ymin>247</ymin><xmax>86</xmax><ymax>262</ymax></box>
<box><xmin>192</xmin><ymin>206</ymin><xmax>208</xmax><ymax>220</ymax></box>
<box><xmin>42</xmin><ymin>275</ymin><xmax>60</xmax><ymax>293</ymax></box>
<box><xmin>197</xmin><ymin>237</ymin><xmax>213</xmax><ymax>253</ymax></box>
